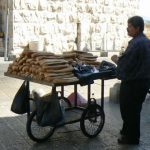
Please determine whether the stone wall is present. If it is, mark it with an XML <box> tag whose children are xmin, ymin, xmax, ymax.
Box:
<box><xmin>145</xmin><ymin>22</ymin><xmax>150</xmax><ymax>39</ymax></box>
<box><xmin>0</xmin><ymin>0</ymin><xmax>140</xmax><ymax>55</ymax></box>
<box><xmin>0</xmin><ymin>0</ymin><xmax>14</xmax><ymax>57</ymax></box>
<box><xmin>0</xmin><ymin>0</ymin><xmax>6</xmax><ymax>55</ymax></box>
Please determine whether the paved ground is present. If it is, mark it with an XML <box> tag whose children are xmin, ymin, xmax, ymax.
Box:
<box><xmin>1</xmin><ymin>57</ymin><xmax>150</xmax><ymax>150</ymax></box>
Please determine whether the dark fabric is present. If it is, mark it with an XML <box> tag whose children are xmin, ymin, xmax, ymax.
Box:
<box><xmin>117</xmin><ymin>33</ymin><xmax>150</xmax><ymax>80</ymax></box>
<box><xmin>73</xmin><ymin>64</ymin><xmax>95</xmax><ymax>85</ymax></box>
<box><xmin>73</xmin><ymin>64</ymin><xmax>94</xmax><ymax>74</ymax></box>
<box><xmin>73</xmin><ymin>62</ymin><xmax>116</xmax><ymax>86</ymax></box>
<box><xmin>119</xmin><ymin>79</ymin><xmax>150</xmax><ymax>140</ymax></box>
<box><xmin>98</xmin><ymin>60</ymin><xmax>116</xmax><ymax>74</ymax></box>
<box><xmin>11</xmin><ymin>81</ymin><xmax>28</xmax><ymax>114</ymax></box>
<box><xmin>77</xmin><ymin>70</ymin><xmax>114</xmax><ymax>86</ymax></box>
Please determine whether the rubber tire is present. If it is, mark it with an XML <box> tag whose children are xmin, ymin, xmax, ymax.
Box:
<box><xmin>80</xmin><ymin>104</ymin><xmax>105</xmax><ymax>138</ymax></box>
<box><xmin>26</xmin><ymin>110</ymin><xmax>55</xmax><ymax>143</ymax></box>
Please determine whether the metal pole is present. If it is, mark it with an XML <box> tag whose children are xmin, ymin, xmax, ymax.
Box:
<box><xmin>76</xmin><ymin>22</ymin><xmax>81</xmax><ymax>51</ymax></box>
<box><xmin>26</xmin><ymin>81</ymin><xmax>30</xmax><ymax>118</ymax></box>
<box><xmin>4</xmin><ymin>6</ymin><xmax>9</xmax><ymax>61</ymax></box>
<box><xmin>87</xmin><ymin>84</ymin><xmax>91</xmax><ymax>105</ymax></box>
<box><xmin>74</xmin><ymin>84</ymin><xmax>77</xmax><ymax>107</ymax></box>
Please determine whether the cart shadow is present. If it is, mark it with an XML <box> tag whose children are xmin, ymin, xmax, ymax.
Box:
<box><xmin>0</xmin><ymin>96</ymin><xmax>150</xmax><ymax>149</ymax></box>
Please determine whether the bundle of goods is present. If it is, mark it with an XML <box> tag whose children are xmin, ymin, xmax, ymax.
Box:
<box><xmin>6</xmin><ymin>50</ymin><xmax>79</xmax><ymax>84</ymax></box>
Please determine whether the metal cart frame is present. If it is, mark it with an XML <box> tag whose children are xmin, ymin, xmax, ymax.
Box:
<box><xmin>4</xmin><ymin>72</ymin><xmax>116</xmax><ymax>143</ymax></box>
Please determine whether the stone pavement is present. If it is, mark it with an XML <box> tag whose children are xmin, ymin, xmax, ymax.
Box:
<box><xmin>0</xmin><ymin>57</ymin><xmax>150</xmax><ymax>150</ymax></box>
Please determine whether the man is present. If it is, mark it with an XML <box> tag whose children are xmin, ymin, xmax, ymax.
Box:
<box><xmin>111</xmin><ymin>16</ymin><xmax>150</xmax><ymax>145</ymax></box>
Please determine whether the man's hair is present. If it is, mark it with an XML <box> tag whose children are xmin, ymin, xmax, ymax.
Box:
<box><xmin>128</xmin><ymin>16</ymin><xmax>144</xmax><ymax>32</ymax></box>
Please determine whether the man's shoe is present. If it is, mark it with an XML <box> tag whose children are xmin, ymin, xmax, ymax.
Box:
<box><xmin>118</xmin><ymin>136</ymin><xmax>139</xmax><ymax>145</ymax></box>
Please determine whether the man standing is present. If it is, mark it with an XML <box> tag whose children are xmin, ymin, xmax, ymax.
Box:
<box><xmin>111</xmin><ymin>16</ymin><xmax>150</xmax><ymax>145</ymax></box>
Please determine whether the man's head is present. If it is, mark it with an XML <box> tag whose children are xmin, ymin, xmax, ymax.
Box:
<box><xmin>127</xmin><ymin>16</ymin><xmax>144</xmax><ymax>37</ymax></box>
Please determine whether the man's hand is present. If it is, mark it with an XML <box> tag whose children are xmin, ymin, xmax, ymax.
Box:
<box><xmin>111</xmin><ymin>55</ymin><xmax>118</xmax><ymax>64</ymax></box>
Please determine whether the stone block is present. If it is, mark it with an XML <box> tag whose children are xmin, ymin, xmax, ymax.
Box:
<box><xmin>109</xmin><ymin>82</ymin><xmax>120</xmax><ymax>103</ymax></box>
<box><xmin>100</xmin><ymin>51</ymin><xmax>108</xmax><ymax>57</ymax></box>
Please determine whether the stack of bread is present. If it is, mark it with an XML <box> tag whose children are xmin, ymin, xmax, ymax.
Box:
<box><xmin>7</xmin><ymin>50</ymin><xmax>79</xmax><ymax>84</ymax></box>
<box><xmin>62</xmin><ymin>50</ymin><xmax>100</xmax><ymax>66</ymax></box>
<box><xmin>6</xmin><ymin>50</ymin><xmax>101</xmax><ymax>84</ymax></box>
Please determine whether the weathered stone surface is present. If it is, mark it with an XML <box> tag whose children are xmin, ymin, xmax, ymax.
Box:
<box><xmin>0</xmin><ymin>0</ymin><xmax>140</xmax><ymax>54</ymax></box>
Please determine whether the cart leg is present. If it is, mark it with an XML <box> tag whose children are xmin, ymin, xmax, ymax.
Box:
<box><xmin>101</xmin><ymin>79</ymin><xmax>104</xmax><ymax>109</ymax></box>
<box><xmin>61</xmin><ymin>86</ymin><xmax>64</xmax><ymax>98</ymax></box>
<box><xmin>87</xmin><ymin>84</ymin><xmax>91</xmax><ymax>105</ymax></box>
<box><xmin>74</xmin><ymin>84</ymin><xmax>77</xmax><ymax>107</ymax></box>
<box><xmin>59</xmin><ymin>86</ymin><xmax>72</xmax><ymax>108</ymax></box>
<box><xmin>26</xmin><ymin>81</ymin><xmax>30</xmax><ymax>118</ymax></box>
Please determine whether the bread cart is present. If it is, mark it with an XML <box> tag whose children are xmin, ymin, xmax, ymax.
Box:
<box><xmin>4</xmin><ymin>71</ymin><xmax>116</xmax><ymax>143</ymax></box>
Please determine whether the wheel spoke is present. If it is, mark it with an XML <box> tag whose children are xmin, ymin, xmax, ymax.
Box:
<box><xmin>80</xmin><ymin>104</ymin><xmax>105</xmax><ymax>138</ymax></box>
<box><xmin>26</xmin><ymin>111</ymin><xmax>55</xmax><ymax>142</ymax></box>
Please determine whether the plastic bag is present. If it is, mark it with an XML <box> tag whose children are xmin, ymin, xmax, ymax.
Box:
<box><xmin>67</xmin><ymin>92</ymin><xmax>87</xmax><ymax>106</ymax></box>
<box><xmin>11</xmin><ymin>81</ymin><xmax>28</xmax><ymax>114</ymax></box>
<box><xmin>33</xmin><ymin>88</ymin><xmax>63</xmax><ymax>127</ymax></box>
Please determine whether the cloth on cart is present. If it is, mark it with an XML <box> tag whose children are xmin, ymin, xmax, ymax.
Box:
<box><xmin>73</xmin><ymin>61</ymin><xmax>116</xmax><ymax>85</ymax></box>
<box><xmin>73</xmin><ymin>64</ymin><xmax>95</xmax><ymax>85</ymax></box>
<box><xmin>97</xmin><ymin>60</ymin><xmax>116</xmax><ymax>74</ymax></box>
<box><xmin>32</xmin><ymin>88</ymin><xmax>63</xmax><ymax>127</ymax></box>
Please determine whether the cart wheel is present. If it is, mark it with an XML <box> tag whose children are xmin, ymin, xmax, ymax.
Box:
<box><xmin>80</xmin><ymin>104</ymin><xmax>105</xmax><ymax>138</ymax></box>
<box><xmin>26</xmin><ymin>110</ymin><xmax>55</xmax><ymax>143</ymax></box>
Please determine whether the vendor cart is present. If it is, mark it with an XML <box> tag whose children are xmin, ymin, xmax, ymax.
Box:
<box><xmin>4</xmin><ymin>71</ymin><xmax>116</xmax><ymax>143</ymax></box>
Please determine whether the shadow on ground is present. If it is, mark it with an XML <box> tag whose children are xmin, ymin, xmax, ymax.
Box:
<box><xmin>1</xmin><ymin>97</ymin><xmax>150</xmax><ymax>150</ymax></box>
